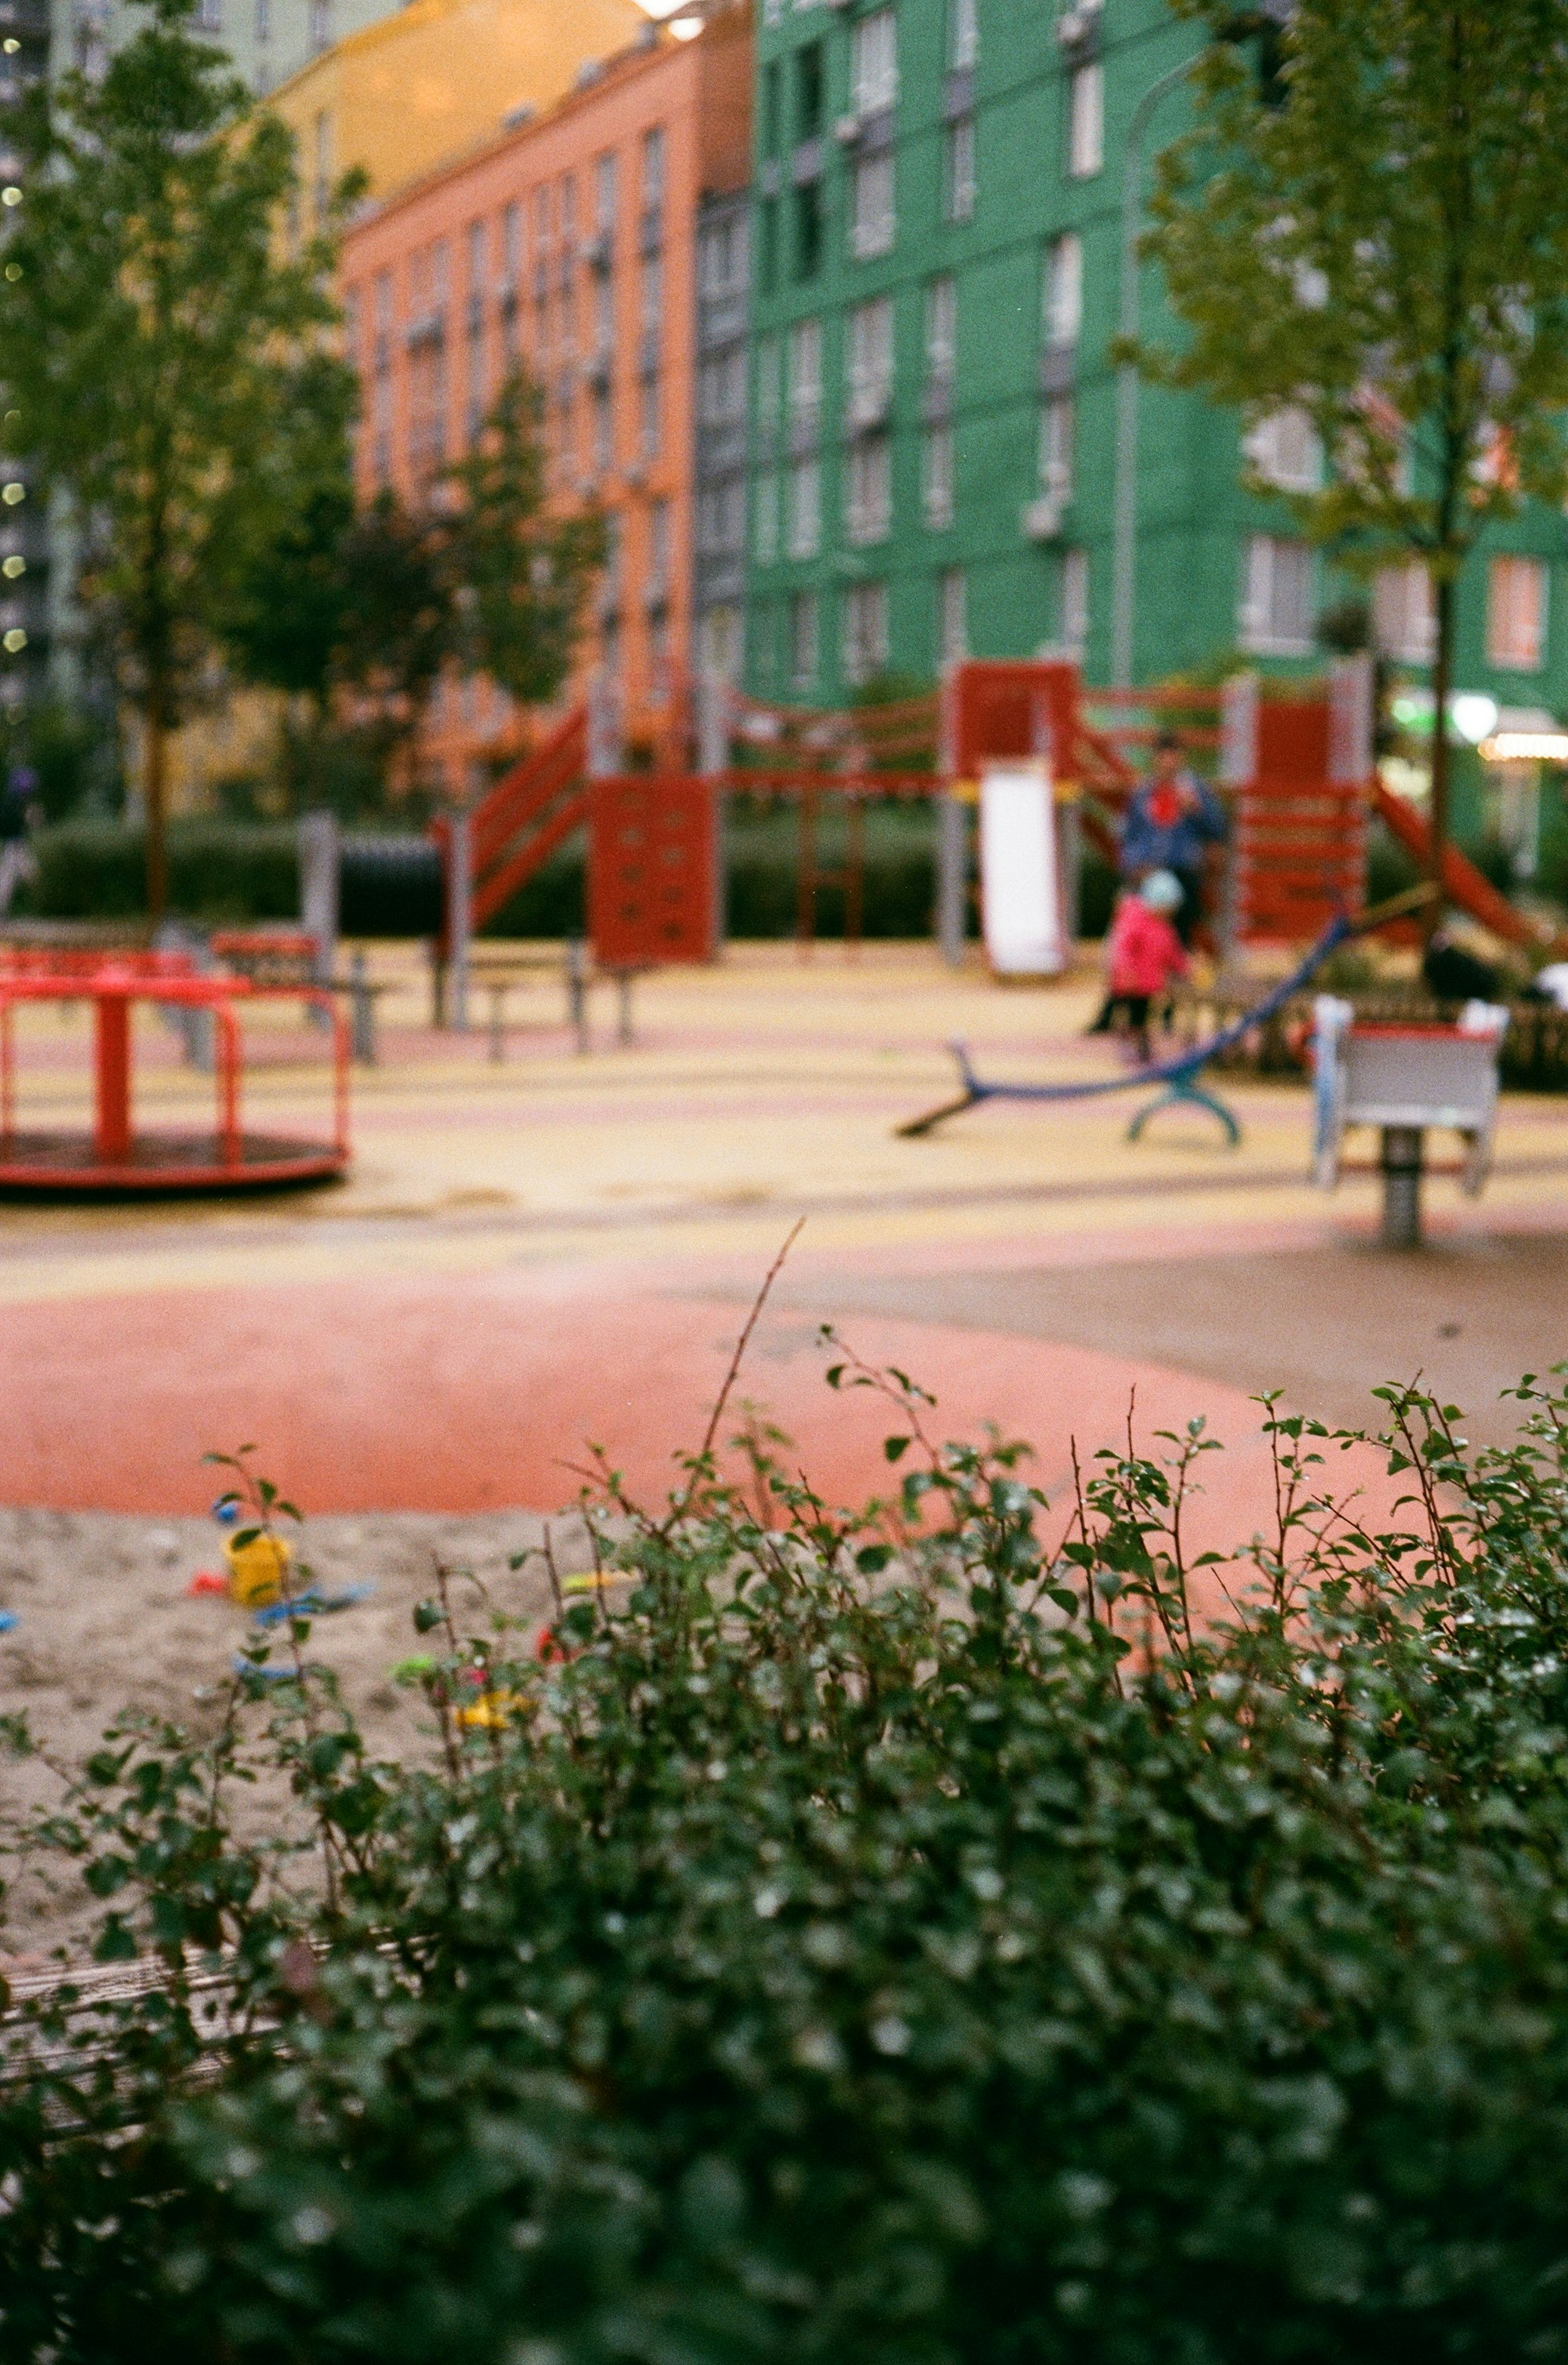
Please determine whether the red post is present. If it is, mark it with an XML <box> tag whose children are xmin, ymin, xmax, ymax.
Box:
<box><xmin>94</xmin><ymin>990</ymin><xmax>131</xmax><ymax>1164</ymax></box>
<box><xmin>216</xmin><ymin>1005</ymin><xmax>241</xmax><ymax>1169</ymax></box>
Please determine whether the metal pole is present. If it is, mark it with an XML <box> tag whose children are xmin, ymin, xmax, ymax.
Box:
<box><xmin>567</xmin><ymin>935</ymin><xmax>589</xmax><ymax>1053</ymax></box>
<box><xmin>1380</xmin><ymin>1125</ymin><xmax>1424</xmax><ymax>1250</ymax></box>
<box><xmin>1110</xmin><ymin>54</ymin><xmax>1199</xmax><ymax>691</ymax></box>
<box><xmin>445</xmin><ymin>808</ymin><xmax>472</xmax><ymax>1034</ymax></box>
<box><xmin>348</xmin><ymin>947</ymin><xmax>376</xmax><ymax>1067</ymax></box>
<box><xmin>298</xmin><ymin>810</ymin><xmax>339</xmax><ymax>1034</ymax></box>
<box><xmin>936</xmin><ymin>791</ymin><xmax>967</xmax><ymax>966</ymax></box>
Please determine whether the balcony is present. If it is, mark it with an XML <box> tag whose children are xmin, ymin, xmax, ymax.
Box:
<box><xmin>404</xmin><ymin>310</ymin><xmax>446</xmax><ymax>350</ymax></box>
<box><xmin>846</xmin><ymin>379</ymin><xmax>892</xmax><ymax>432</ymax></box>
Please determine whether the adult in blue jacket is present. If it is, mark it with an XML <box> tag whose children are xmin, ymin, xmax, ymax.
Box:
<box><xmin>1118</xmin><ymin>731</ymin><xmax>1229</xmax><ymax>945</ymax></box>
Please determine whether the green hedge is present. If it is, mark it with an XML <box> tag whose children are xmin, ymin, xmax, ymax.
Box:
<box><xmin>8</xmin><ymin>1374</ymin><xmax>1568</xmax><ymax>2360</ymax></box>
<box><xmin>19</xmin><ymin>811</ymin><xmax>1117</xmax><ymax>942</ymax></box>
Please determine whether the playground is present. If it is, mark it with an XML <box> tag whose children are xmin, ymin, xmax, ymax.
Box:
<box><xmin>2</xmin><ymin>652</ymin><xmax>1567</xmax><ymax>1914</ymax></box>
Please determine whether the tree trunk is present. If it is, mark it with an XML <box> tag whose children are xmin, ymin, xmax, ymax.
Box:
<box><xmin>1427</xmin><ymin>568</ymin><xmax>1455</xmax><ymax>941</ymax></box>
<box><xmin>144</xmin><ymin>682</ymin><xmax>168</xmax><ymax>929</ymax></box>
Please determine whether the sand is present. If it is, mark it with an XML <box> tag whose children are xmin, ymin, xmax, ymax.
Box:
<box><xmin>0</xmin><ymin>1505</ymin><xmax>597</xmax><ymax>1963</ymax></box>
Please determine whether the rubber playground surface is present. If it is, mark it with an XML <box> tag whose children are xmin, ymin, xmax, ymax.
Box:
<box><xmin>2</xmin><ymin>939</ymin><xmax>1566</xmax><ymax>1534</ymax></box>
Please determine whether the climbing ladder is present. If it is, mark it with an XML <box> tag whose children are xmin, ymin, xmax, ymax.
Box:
<box><xmin>466</xmin><ymin>703</ymin><xmax>589</xmax><ymax>933</ymax></box>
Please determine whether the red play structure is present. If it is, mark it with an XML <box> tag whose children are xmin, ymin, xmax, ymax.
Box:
<box><xmin>433</xmin><ymin>652</ymin><xmax>1532</xmax><ymax>976</ymax></box>
<box><xmin>0</xmin><ymin>948</ymin><xmax>351</xmax><ymax>1193</ymax></box>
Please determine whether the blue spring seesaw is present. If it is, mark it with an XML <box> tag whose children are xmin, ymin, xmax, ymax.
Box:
<box><xmin>897</xmin><ymin>911</ymin><xmax>1363</xmax><ymax>1146</ymax></box>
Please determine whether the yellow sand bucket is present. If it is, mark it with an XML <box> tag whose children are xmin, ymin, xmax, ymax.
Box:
<box><xmin>224</xmin><ymin>1531</ymin><xmax>293</xmax><ymax>1610</ymax></box>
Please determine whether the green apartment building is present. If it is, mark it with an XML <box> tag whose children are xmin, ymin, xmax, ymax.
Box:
<box><xmin>741</xmin><ymin>0</ymin><xmax>1568</xmax><ymax>859</ymax></box>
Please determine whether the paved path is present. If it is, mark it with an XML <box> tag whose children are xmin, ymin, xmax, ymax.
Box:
<box><xmin>1</xmin><ymin>943</ymin><xmax>1563</xmax><ymax>1534</ymax></box>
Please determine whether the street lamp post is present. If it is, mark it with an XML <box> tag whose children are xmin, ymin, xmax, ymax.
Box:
<box><xmin>1109</xmin><ymin>54</ymin><xmax>1198</xmax><ymax>690</ymax></box>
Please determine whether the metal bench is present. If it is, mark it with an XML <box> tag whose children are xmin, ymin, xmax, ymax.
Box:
<box><xmin>1311</xmin><ymin>995</ymin><xmax>1509</xmax><ymax>1246</ymax></box>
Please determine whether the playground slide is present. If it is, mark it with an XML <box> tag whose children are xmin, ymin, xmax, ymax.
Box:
<box><xmin>1371</xmin><ymin>777</ymin><xmax>1539</xmax><ymax>948</ymax></box>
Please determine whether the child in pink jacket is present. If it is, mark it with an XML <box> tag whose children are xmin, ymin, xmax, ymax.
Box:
<box><xmin>1097</xmin><ymin>870</ymin><xmax>1189</xmax><ymax>1062</ymax></box>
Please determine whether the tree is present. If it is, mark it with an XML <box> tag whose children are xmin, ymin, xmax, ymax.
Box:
<box><xmin>1141</xmin><ymin>0</ymin><xmax>1568</xmax><ymax>912</ymax></box>
<box><xmin>0</xmin><ymin>0</ymin><xmax>357</xmax><ymax>920</ymax></box>
<box><xmin>223</xmin><ymin>373</ymin><xmax>602</xmax><ymax>810</ymax></box>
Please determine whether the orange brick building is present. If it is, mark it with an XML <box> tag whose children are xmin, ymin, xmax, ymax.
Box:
<box><xmin>339</xmin><ymin>4</ymin><xmax>752</xmax><ymax>799</ymax></box>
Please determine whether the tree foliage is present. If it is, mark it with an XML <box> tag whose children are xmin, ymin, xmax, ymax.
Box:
<box><xmin>221</xmin><ymin>373</ymin><xmax>603</xmax><ymax>810</ymax></box>
<box><xmin>0</xmin><ymin>0</ymin><xmax>357</xmax><ymax>913</ymax></box>
<box><xmin>8</xmin><ymin>1361</ymin><xmax>1568</xmax><ymax>2359</ymax></box>
<box><xmin>1142</xmin><ymin>0</ymin><xmax>1568</xmax><ymax>891</ymax></box>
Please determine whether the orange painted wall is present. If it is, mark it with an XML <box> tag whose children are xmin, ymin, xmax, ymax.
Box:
<box><xmin>339</xmin><ymin>6</ymin><xmax>753</xmax><ymax>800</ymax></box>
<box><xmin>268</xmin><ymin>0</ymin><xmax>648</xmax><ymax>218</ymax></box>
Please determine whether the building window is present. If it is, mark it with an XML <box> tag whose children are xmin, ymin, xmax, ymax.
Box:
<box><xmin>1373</xmin><ymin>563</ymin><xmax>1437</xmax><ymax>666</ymax></box>
<box><xmin>758</xmin><ymin>197</ymin><xmax>779</xmax><ymax>296</ymax></box>
<box><xmin>787</xmin><ymin>317</ymin><xmax>822</xmax><ymax>428</ymax></box>
<box><xmin>1240</xmin><ymin>533</ymin><xmax>1316</xmax><ymax>657</ymax></box>
<box><xmin>594</xmin><ymin>150</ymin><xmax>617</xmax><ymax>236</ymax></box>
<box><xmin>638</xmin><ymin>372</ymin><xmax>660</xmax><ymax>460</ymax></box>
<box><xmin>1060</xmin><ymin>549</ymin><xmax>1089</xmax><ymax>657</ymax></box>
<box><xmin>701</xmin><ymin>210</ymin><xmax>745</xmax><ymax>298</ymax></box>
<box><xmin>846</xmin><ymin>434</ymin><xmax>892</xmax><ymax>546</ymax></box>
<box><xmin>796</xmin><ymin>39</ymin><xmax>825</xmax><ymax>141</ymax></box>
<box><xmin>925</xmin><ymin>274</ymin><xmax>957</xmax><ymax>381</ymax></box>
<box><xmin>944</xmin><ymin>118</ymin><xmax>976</xmax><ymax>222</ymax></box>
<box><xmin>1067</xmin><ymin>61</ymin><xmax>1103</xmax><ymax>179</ymax></box>
<box><xmin>756</xmin><ymin>332</ymin><xmax>782</xmax><ymax>432</ymax></box>
<box><xmin>1244</xmin><ymin>406</ymin><xmax>1321</xmax><ymax>493</ymax></box>
<box><xmin>196</xmin><ymin>0</ymin><xmax>221</xmax><ymax>29</ymax></box>
<box><xmin>639</xmin><ymin>249</ymin><xmax>663</xmax><ymax>338</ymax></box>
<box><xmin>1038</xmin><ymin>394</ymin><xmax>1074</xmax><ymax>508</ymax></box>
<box><xmin>851</xmin><ymin>154</ymin><xmax>895</xmax><ymax>260</ymax></box>
<box><xmin>789</xmin><ymin>591</ymin><xmax>818</xmax><ymax>691</ymax></box>
<box><xmin>948</xmin><ymin>0</ymin><xmax>978</xmax><ymax>71</ymax></box>
<box><xmin>847</xmin><ymin>293</ymin><xmax>894</xmax><ymax>427</ymax></box>
<box><xmin>755</xmin><ymin>471</ymin><xmax>780</xmax><ymax>564</ymax></box>
<box><xmin>786</xmin><ymin>454</ymin><xmax>821</xmax><ymax>558</ymax></box>
<box><xmin>308</xmin><ymin>0</ymin><xmax>329</xmax><ymax>52</ymax></box>
<box><xmin>699</xmin><ymin>604</ymin><xmax>743</xmax><ymax>685</ymax></box>
<box><xmin>700</xmin><ymin>345</ymin><xmax>745</xmax><ymax>427</ymax></box>
<box><xmin>591</xmin><ymin>385</ymin><xmax>612</xmax><ymax>477</ymax></box>
<box><xmin>761</xmin><ymin>57</ymin><xmax>781</xmax><ymax>154</ymax></box>
<box><xmin>923</xmin><ymin>424</ymin><xmax>954</xmax><ymax>530</ymax></box>
<box><xmin>1044</xmin><ymin>231</ymin><xmax>1082</xmax><ymax>350</ymax></box>
<box><xmin>939</xmin><ymin>566</ymin><xmax>967</xmax><ymax>666</ymax></box>
<box><xmin>1487</xmin><ymin>555</ymin><xmax>1547</xmax><ymax>670</ymax></box>
<box><xmin>843</xmin><ymin>580</ymin><xmax>889</xmax><ymax>686</ymax></box>
<box><xmin>851</xmin><ymin>8</ymin><xmax>898</xmax><ymax>116</ymax></box>
<box><xmin>255</xmin><ymin>0</ymin><xmax>270</xmax><ymax>39</ymax></box>
<box><xmin>649</xmin><ymin>497</ymin><xmax>671</xmax><ymax>595</ymax></box>
<box><xmin>641</xmin><ymin>125</ymin><xmax>666</xmax><ymax>221</ymax></box>
<box><xmin>793</xmin><ymin>181</ymin><xmax>824</xmax><ymax>283</ymax></box>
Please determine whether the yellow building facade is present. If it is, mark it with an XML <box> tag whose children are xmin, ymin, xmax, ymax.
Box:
<box><xmin>266</xmin><ymin>0</ymin><xmax>653</xmax><ymax>222</ymax></box>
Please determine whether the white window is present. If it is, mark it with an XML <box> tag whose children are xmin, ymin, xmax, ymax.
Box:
<box><xmin>945</xmin><ymin>118</ymin><xmax>976</xmax><ymax>222</ymax></box>
<box><xmin>790</xmin><ymin>591</ymin><xmax>818</xmax><ymax>691</ymax></box>
<box><xmin>843</xmin><ymin>580</ymin><xmax>889</xmax><ymax>685</ymax></box>
<box><xmin>848</xmin><ymin>294</ymin><xmax>894</xmax><ymax>425</ymax></box>
<box><xmin>852</xmin><ymin>7</ymin><xmax>898</xmax><ymax>116</ymax></box>
<box><xmin>595</xmin><ymin>150</ymin><xmax>617</xmax><ymax>233</ymax></box>
<box><xmin>851</xmin><ymin>154</ymin><xmax>895</xmax><ymax>260</ymax></box>
<box><xmin>949</xmin><ymin>0</ymin><xmax>978</xmax><ymax>70</ymax></box>
<box><xmin>1067</xmin><ymin>61</ymin><xmax>1103</xmax><ymax>179</ymax></box>
<box><xmin>698</xmin><ymin>604</ymin><xmax>742</xmax><ymax>685</ymax></box>
<box><xmin>1244</xmin><ymin>406</ymin><xmax>1322</xmax><ymax>493</ymax></box>
<box><xmin>1373</xmin><ymin>564</ymin><xmax>1437</xmax><ymax>666</ymax></box>
<box><xmin>846</xmin><ymin>434</ymin><xmax>892</xmax><ymax>545</ymax></box>
<box><xmin>1038</xmin><ymin>394</ymin><xmax>1074</xmax><ymax>504</ymax></box>
<box><xmin>1044</xmin><ymin>231</ymin><xmax>1082</xmax><ymax>349</ymax></box>
<box><xmin>755</xmin><ymin>472</ymin><xmax>780</xmax><ymax>564</ymax></box>
<box><xmin>787</xmin><ymin>317</ymin><xmax>823</xmax><ymax>418</ymax></box>
<box><xmin>787</xmin><ymin>453</ymin><xmax>821</xmax><ymax>558</ymax></box>
<box><xmin>1240</xmin><ymin>533</ymin><xmax>1316</xmax><ymax>656</ymax></box>
<box><xmin>923</xmin><ymin>424</ymin><xmax>954</xmax><ymax>529</ymax></box>
<box><xmin>925</xmin><ymin>274</ymin><xmax>957</xmax><ymax>379</ymax></box>
<box><xmin>1060</xmin><ymin>548</ymin><xmax>1089</xmax><ymax>657</ymax></box>
<box><xmin>939</xmin><ymin>566</ymin><xmax>967</xmax><ymax>666</ymax></box>
<box><xmin>1487</xmin><ymin>555</ymin><xmax>1548</xmax><ymax>670</ymax></box>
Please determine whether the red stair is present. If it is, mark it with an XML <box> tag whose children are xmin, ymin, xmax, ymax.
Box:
<box><xmin>465</xmin><ymin>704</ymin><xmax>589</xmax><ymax>932</ymax></box>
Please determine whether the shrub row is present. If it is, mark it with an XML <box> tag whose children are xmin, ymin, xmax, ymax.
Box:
<box><xmin>17</xmin><ymin>814</ymin><xmax>1126</xmax><ymax>942</ymax></box>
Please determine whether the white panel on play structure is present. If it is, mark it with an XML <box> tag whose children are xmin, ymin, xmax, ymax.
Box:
<box><xmin>979</xmin><ymin>760</ymin><xmax>1066</xmax><ymax>977</ymax></box>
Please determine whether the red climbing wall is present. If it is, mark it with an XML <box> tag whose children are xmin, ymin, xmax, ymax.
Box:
<box><xmin>588</xmin><ymin>775</ymin><xmax>719</xmax><ymax>969</ymax></box>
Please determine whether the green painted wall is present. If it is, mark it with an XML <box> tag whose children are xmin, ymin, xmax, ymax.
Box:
<box><xmin>741</xmin><ymin>0</ymin><xmax>1568</xmax><ymax>760</ymax></box>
